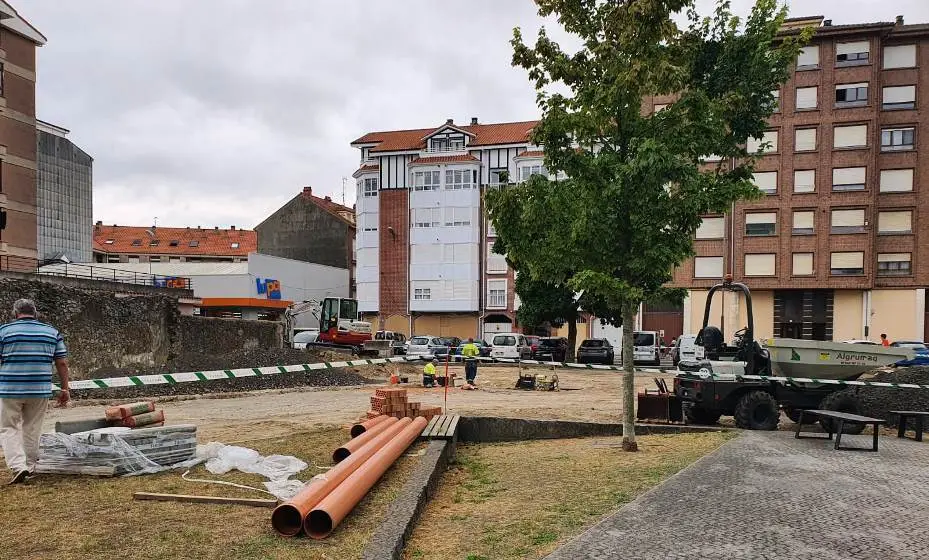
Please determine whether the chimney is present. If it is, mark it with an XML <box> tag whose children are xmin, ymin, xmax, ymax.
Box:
<box><xmin>230</xmin><ymin>225</ymin><xmax>236</xmax><ymax>230</ymax></box>
<box><xmin>95</xmin><ymin>220</ymin><xmax>102</xmax><ymax>226</ymax></box>
<box><xmin>823</xmin><ymin>19</ymin><xmax>832</xmax><ymax>26</ymax></box>
<box><xmin>214</xmin><ymin>226</ymin><xmax>219</xmax><ymax>230</ymax></box>
<box><xmin>471</xmin><ymin>117</ymin><xmax>479</xmax><ymax>125</ymax></box>
<box><xmin>303</xmin><ymin>186</ymin><xmax>312</xmax><ymax>195</ymax></box>
<box><xmin>896</xmin><ymin>15</ymin><xmax>904</xmax><ymax>25</ymax></box>
<box><xmin>446</xmin><ymin>118</ymin><xmax>454</xmax><ymax>125</ymax></box>
<box><xmin>197</xmin><ymin>226</ymin><xmax>201</xmax><ymax>230</ymax></box>
<box><xmin>324</xmin><ymin>195</ymin><xmax>331</xmax><ymax>201</ymax></box>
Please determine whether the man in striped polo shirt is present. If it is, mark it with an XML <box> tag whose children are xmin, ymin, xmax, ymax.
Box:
<box><xmin>0</xmin><ymin>299</ymin><xmax>71</xmax><ymax>484</ymax></box>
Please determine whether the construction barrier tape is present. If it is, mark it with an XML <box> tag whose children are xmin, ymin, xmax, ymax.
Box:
<box><xmin>55</xmin><ymin>355</ymin><xmax>929</xmax><ymax>391</ymax></box>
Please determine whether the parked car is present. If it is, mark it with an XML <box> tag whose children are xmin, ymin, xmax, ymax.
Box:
<box><xmin>843</xmin><ymin>339</ymin><xmax>880</xmax><ymax>345</ymax></box>
<box><xmin>632</xmin><ymin>330</ymin><xmax>661</xmax><ymax>366</ymax></box>
<box><xmin>437</xmin><ymin>336</ymin><xmax>462</xmax><ymax>350</ymax></box>
<box><xmin>672</xmin><ymin>334</ymin><xmax>704</xmax><ymax>366</ymax></box>
<box><xmin>490</xmin><ymin>333</ymin><xmax>532</xmax><ymax>360</ymax></box>
<box><xmin>292</xmin><ymin>329</ymin><xmax>319</xmax><ymax>349</ymax></box>
<box><xmin>577</xmin><ymin>338</ymin><xmax>615</xmax><ymax>364</ymax></box>
<box><xmin>374</xmin><ymin>330</ymin><xmax>407</xmax><ymax>355</ymax></box>
<box><xmin>434</xmin><ymin>340</ymin><xmax>492</xmax><ymax>361</ymax></box>
<box><xmin>525</xmin><ymin>336</ymin><xmax>541</xmax><ymax>358</ymax></box>
<box><xmin>407</xmin><ymin>336</ymin><xmax>445</xmax><ymax>358</ymax></box>
<box><xmin>891</xmin><ymin>340</ymin><xmax>929</xmax><ymax>367</ymax></box>
<box><xmin>535</xmin><ymin>337</ymin><xmax>569</xmax><ymax>362</ymax></box>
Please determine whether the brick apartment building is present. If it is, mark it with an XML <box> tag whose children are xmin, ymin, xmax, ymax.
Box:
<box><xmin>92</xmin><ymin>223</ymin><xmax>257</xmax><ymax>263</ymax></box>
<box><xmin>0</xmin><ymin>2</ymin><xmax>46</xmax><ymax>271</ymax></box>
<box><xmin>256</xmin><ymin>186</ymin><xmax>357</xmax><ymax>296</ymax></box>
<box><xmin>666</xmin><ymin>15</ymin><xmax>929</xmax><ymax>343</ymax></box>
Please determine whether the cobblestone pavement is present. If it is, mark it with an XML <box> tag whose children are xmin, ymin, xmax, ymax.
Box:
<box><xmin>547</xmin><ymin>431</ymin><xmax>929</xmax><ymax>560</ymax></box>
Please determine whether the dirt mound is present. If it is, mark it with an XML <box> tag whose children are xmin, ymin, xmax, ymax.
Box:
<box><xmin>855</xmin><ymin>367</ymin><xmax>929</xmax><ymax>426</ymax></box>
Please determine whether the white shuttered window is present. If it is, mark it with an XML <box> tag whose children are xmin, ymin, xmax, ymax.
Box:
<box><xmin>752</xmin><ymin>171</ymin><xmax>777</xmax><ymax>194</ymax></box>
<box><xmin>797</xmin><ymin>46</ymin><xmax>819</xmax><ymax>68</ymax></box>
<box><xmin>833</xmin><ymin>125</ymin><xmax>868</xmax><ymax>148</ymax></box>
<box><xmin>792</xmin><ymin>253</ymin><xmax>814</xmax><ymax>276</ymax></box>
<box><xmin>831</xmin><ymin>209</ymin><xmax>865</xmax><ymax>233</ymax></box>
<box><xmin>883</xmin><ymin>45</ymin><xmax>916</xmax><ymax>69</ymax></box>
<box><xmin>878</xmin><ymin>211</ymin><xmax>912</xmax><ymax>234</ymax></box>
<box><xmin>794</xmin><ymin>170</ymin><xmax>815</xmax><ymax>193</ymax></box>
<box><xmin>882</xmin><ymin>86</ymin><xmax>916</xmax><ymax>110</ymax></box>
<box><xmin>792</xmin><ymin>211</ymin><xmax>814</xmax><ymax>234</ymax></box>
<box><xmin>696</xmin><ymin>217</ymin><xmax>725</xmax><ymax>239</ymax></box>
<box><xmin>831</xmin><ymin>252</ymin><xmax>864</xmax><ymax>275</ymax></box>
<box><xmin>795</xmin><ymin>87</ymin><xmax>818</xmax><ymax>110</ymax></box>
<box><xmin>744</xmin><ymin>254</ymin><xmax>776</xmax><ymax>276</ymax></box>
<box><xmin>879</xmin><ymin>169</ymin><xmax>914</xmax><ymax>193</ymax></box>
<box><xmin>747</xmin><ymin>131</ymin><xmax>778</xmax><ymax>153</ymax></box>
<box><xmin>795</xmin><ymin>128</ymin><xmax>817</xmax><ymax>151</ymax></box>
<box><xmin>486</xmin><ymin>242</ymin><xmax>508</xmax><ymax>273</ymax></box>
<box><xmin>694</xmin><ymin>257</ymin><xmax>723</xmax><ymax>278</ymax></box>
<box><xmin>832</xmin><ymin>167</ymin><xmax>866</xmax><ymax>191</ymax></box>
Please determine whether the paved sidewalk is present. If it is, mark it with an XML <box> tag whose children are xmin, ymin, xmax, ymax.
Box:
<box><xmin>547</xmin><ymin>431</ymin><xmax>929</xmax><ymax>560</ymax></box>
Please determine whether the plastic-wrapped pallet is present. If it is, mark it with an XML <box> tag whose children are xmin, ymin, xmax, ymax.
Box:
<box><xmin>35</xmin><ymin>424</ymin><xmax>198</xmax><ymax>477</ymax></box>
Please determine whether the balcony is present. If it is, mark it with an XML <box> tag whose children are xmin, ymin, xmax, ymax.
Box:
<box><xmin>486</xmin><ymin>292</ymin><xmax>507</xmax><ymax>309</ymax></box>
<box><xmin>420</xmin><ymin>145</ymin><xmax>469</xmax><ymax>157</ymax></box>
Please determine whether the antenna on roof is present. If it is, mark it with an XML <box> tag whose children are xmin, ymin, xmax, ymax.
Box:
<box><xmin>341</xmin><ymin>177</ymin><xmax>347</xmax><ymax>205</ymax></box>
<box><xmin>153</xmin><ymin>216</ymin><xmax>158</xmax><ymax>228</ymax></box>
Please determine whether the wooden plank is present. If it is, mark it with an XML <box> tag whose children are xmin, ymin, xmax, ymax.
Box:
<box><xmin>444</xmin><ymin>415</ymin><xmax>461</xmax><ymax>439</ymax></box>
<box><xmin>436</xmin><ymin>415</ymin><xmax>453</xmax><ymax>437</ymax></box>
<box><xmin>133</xmin><ymin>492</ymin><xmax>277</xmax><ymax>508</ymax></box>
<box><xmin>429</xmin><ymin>415</ymin><xmax>449</xmax><ymax>438</ymax></box>
<box><xmin>422</xmin><ymin>416</ymin><xmax>440</xmax><ymax>438</ymax></box>
<box><xmin>425</xmin><ymin>415</ymin><xmax>443</xmax><ymax>438</ymax></box>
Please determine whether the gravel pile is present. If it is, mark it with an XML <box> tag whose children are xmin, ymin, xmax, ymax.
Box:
<box><xmin>73</xmin><ymin>347</ymin><xmax>412</xmax><ymax>401</ymax></box>
<box><xmin>855</xmin><ymin>367</ymin><xmax>929</xmax><ymax>427</ymax></box>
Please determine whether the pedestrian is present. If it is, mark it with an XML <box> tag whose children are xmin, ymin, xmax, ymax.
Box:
<box><xmin>422</xmin><ymin>358</ymin><xmax>437</xmax><ymax>388</ymax></box>
<box><xmin>880</xmin><ymin>333</ymin><xmax>890</xmax><ymax>347</ymax></box>
<box><xmin>461</xmin><ymin>337</ymin><xmax>480</xmax><ymax>385</ymax></box>
<box><xmin>0</xmin><ymin>299</ymin><xmax>70</xmax><ymax>484</ymax></box>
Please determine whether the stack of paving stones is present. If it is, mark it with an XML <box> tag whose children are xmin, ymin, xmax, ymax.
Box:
<box><xmin>368</xmin><ymin>388</ymin><xmax>442</xmax><ymax>420</ymax></box>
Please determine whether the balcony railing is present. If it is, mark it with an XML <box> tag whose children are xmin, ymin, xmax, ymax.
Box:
<box><xmin>487</xmin><ymin>293</ymin><xmax>507</xmax><ymax>309</ymax></box>
<box><xmin>421</xmin><ymin>145</ymin><xmax>468</xmax><ymax>156</ymax></box>
<box><xmin>0</xmin><ymin>258</ymin><xmax>192</xmax><ymax>291</ymax></box>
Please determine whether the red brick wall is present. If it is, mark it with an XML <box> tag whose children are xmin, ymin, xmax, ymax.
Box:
<box><xmin>379</xmin><ymin>190</ymin><xmax>408</xmax><ymax>316</ymax></box>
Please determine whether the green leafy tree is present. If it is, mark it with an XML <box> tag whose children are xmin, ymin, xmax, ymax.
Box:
<box><xmin>512</xmin><ymin>273</ymin><xmax>578</xmax><ymax>360</ymax></box>
<box><xmin>489</xmin><ymin>0</ymin><xmax>809</xmax><ymax>450</ymax></box>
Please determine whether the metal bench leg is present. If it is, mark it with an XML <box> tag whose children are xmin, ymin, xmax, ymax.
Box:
<box><xmin>872</xmin><ymin>423</ymin><xmax>879</xmax><ymax>452</ymax></box>
<box><xmin>794</xmin><ymin>411</ymin><xmax>805</xmax><ymax>439</ymax></box>
<box><xmin>897</xmin><ymin>415</ymin><xmax>907</xmax><ymax>439</ymax></box>
<box><xmin>834</xmin><ymin>420</ymin><xmax>844</xmax><ymax>450</ymax></box>
<box><xmin>916</xmin><ymin>417</ymin><xmax>924</xmax><ymax>443</ymax></box>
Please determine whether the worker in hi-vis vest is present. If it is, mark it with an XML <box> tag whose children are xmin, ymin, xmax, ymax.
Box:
<box><xmin>422</xmin><ymin>358</ymin><xmax>437</xmax><ymax>388</ymax></box>
<box><xmin>461</xmin><ymin>337</ymin><xmax>480</xmax><ymax>385</ymax></box>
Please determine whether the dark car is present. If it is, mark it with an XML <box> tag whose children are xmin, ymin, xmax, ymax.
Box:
<box><xmin>433</xmin><ymin>340</ymin><xmax>491</xmax><ymax>361</ymax></box>
<box><xmin>577</xmin><ymin>338</ymin><xmax>615</xmax><ymax>365</ymax></box>
<box><xmin>535</xmin><ymin>337</ymin><xmax>569</xmax><ymax>362</ymax></box>
<box><xmin>891</xmin><ymin>340</ymin><xmax>929</xmax><ymax>367</ymax></box>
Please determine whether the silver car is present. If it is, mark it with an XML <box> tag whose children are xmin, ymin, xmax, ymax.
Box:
<box><xmin>407</xmin><ymin>336</ymin><xmax>444</xmax><ymax>357</ymax></box>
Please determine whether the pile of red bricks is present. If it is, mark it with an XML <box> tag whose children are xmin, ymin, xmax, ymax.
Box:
<box><xmin>367</xmin><ymin>388</ymin><xmax>442</xmax><ymax>420</ymax></box>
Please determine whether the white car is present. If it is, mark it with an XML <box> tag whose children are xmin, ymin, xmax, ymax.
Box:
<box><xmin>633</xmin><ymin>331</ymin><xmax>662</xmax><ymax>366</ymax></box>
<box><xmin>407</xmin><ymin>336</ymin><xmax>444</xmax><ymax>357</ymax></box>
<box><xmin>292</xmin><ymin>329</ymin><xmax>319</xmax><ymax>349</ymax></box>
<box><xmin>674</xmin><ymin>334</ymin><xmax>705</xmax><ymax>365</ymax></box>
<box><xmin>490</xmin><ymin>333</ymin><xmax>531</xmax><ymax>360</ymax></box>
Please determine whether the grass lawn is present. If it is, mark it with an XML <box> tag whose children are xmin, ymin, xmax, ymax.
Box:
<box><xmin>404</xmin><ymin>431</ymin><xmax>735</xmax><ymax>560</ymax></box>
<box><xmin>0</xmin><ymin>427</ymin><xmax>420</xmax><ymax>560</ymax></box>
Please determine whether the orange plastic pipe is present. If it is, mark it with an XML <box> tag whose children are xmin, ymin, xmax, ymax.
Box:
<box><xmin>271</xmin><ymin>417</ymin><xmax>411</xmax><ymax>536</ymax></box>
<box><xmin>333</xmin><ymin>416</ymin><xmax>399</xmax><ymax>463</ymax></box>
<box><xmin>305</xmin><ymin>415</ymin><xmax>428</xmax><ymax>539</ymax></box>
<box><xmin>350</xmin><ymin>414</ymin><xmax>388</xmax><ymax>438</ymax></box>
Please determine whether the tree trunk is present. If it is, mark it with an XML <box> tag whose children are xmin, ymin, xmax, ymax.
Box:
<box><xmin>567</xmin><ymin>318</ymin><xmax>577</xmax><ymax>362</ymax></box>
<box><xmin>621</xmin><ymin>303</ymin><xmax>638</xmax><ymax>451</ymax></box>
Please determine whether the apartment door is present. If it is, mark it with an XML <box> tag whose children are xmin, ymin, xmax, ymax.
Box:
<box><xmin>774</xmin><ymin>290</ymin><xmax>833</xmax><ymax>340</ymax></box>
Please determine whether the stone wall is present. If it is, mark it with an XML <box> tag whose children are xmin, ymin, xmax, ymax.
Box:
<box><xmin>0</xmin><ymin>277</ymin><xmax>282</xmax><ymax>379</ymax></box>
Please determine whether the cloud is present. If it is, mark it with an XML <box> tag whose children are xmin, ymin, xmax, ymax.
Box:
<box><xmin>19</xmin><ymin>0</ymin><xmax>929</xmax><ymax>229</ymax></box>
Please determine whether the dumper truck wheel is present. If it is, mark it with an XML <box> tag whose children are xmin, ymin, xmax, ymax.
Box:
<box><xmin>684</xmin><ymin>406</ymin><xmax>722</xmax><ymax>425</ymax></box>
<box><xmin>734</xmin><ymin>391</ymin><xmax>779</xmax><ymax>430</ymax></box>
<box><xmin>819</xmin><ymin>391</ymin><xmax>865</xmax><ymax>435</ymax></box>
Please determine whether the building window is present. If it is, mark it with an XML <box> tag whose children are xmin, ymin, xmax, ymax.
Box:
<box><xmin>794</xmin><ymin>170</ymin><xmax>815</xmax><ymax>193</ymax></box>
<box><xmin>518</xmin><ymin>165</ymin><xmax>546</xmax><ymax>182</ymax></box>
<box><xmin>169</xmin><ymin>257</ymin><xmax>181</xmax><ymax>263</ymax></box>
<box><xmin>795</xmin><ymin>86</ymin><xmax>818</xmax><ymax>110</ymax></box>
<box><xmin>487</xmin><ymin>242</ymin><xmax>508</xmax><ymax>273</ymax></box>
<box><xmin>363</xmin><ymin>178</ymin><xmax>378</xmax><ymax>197</ymax></box>
<box><xmin>747</xmin><ymin>131</ymin><xmax>778</xmax><ymax>153</ymax></box>
<box><xmin>752</xmin><ymin>172</ymin><xmax>777</xmax><ymax>195</ymax></box>
<box><xmin>169</xmin><ymin>240</ymin><xmax>179</xmax><ymax>247</ymax></box>
<box><xmin>445</xmin><ymin>169</ymin><xmax>474</xmax><ymax>190</ymax></box>
<box><xmin>794</xmin><ymin>128</ymin><xmax>816</xmax><ymax>152</ymax></box>
<box><xmin>770</xmin><ymin>89</ymin><xmax>780</xmax><ymax>112</ymax></box>
<box><xmin>744</xmin><ymin>254</ymin><xmax>776</xmax><ymax>277</ymax></box>
<box><xmin>745</xmin><ymin>212</ymin><xmax>776</xmax><ymax>236</ymax></box>
<box><xmin>411</xmin><ymin>170</ymin><xmax>440</xmax><ymax>191</ymax></box>
<box><xmin>104</xmin><ymin>239</ymin><xmax>115</xmax><ymax>245</ymax></box>
<box><xmin>832</xmin><ymin>167</ymin><xmax>866</xmax><ymax>191</ymax></box>
<box><xmin>361</xmin><ymin>213</ymin><xmax>378</xmax><ymax>232</ymax></box>
<box><xmin>411</xmin><ymin>208</ymin><xmax>441</xmax><ymax>228</ymax></box>
<box><xmin>430</xmin><ymin>137</ymin><xmax>464</xmax><ymax>152</ymax></box>
<box><xmin>830</xmin><ymin>209</ymin><xmax>866</xmax><ymax>234</ymax></box>
<box><xmin>878</xmin><ymin>210</ymin><xmax>912</xmax><ymax>234</ymax></box>
<box><xmin>695</xmin><ymin>216</ymin><xmax>725</xmax><ymax>240</ymax></box>
<box><xmin>831</xmin><ymin>252</ymin><xmax>864</xmax><ymax>276</ymax></box>
<box><xmin>488</xmin><ymin>168</ymin><xmax>508</xmax><ymax>186</ymax></box>
<box><xmin>107</xmin><ymin>255</ymin><xmax>120</xmax><ymax>263</ymax></box>
<box><xmin>833</xmin><ymin>124</ymin><xmax>867</xmax><ymax>149</ymax></box>
<box><xmin>444</xmin><ymin>207</ymin><xmax>472</xmax><ymax>227</ymax></box>
<box><xmin>836</xmin><ymin>41</ymin><xmax>869</xmax><ymax>66</ymax></box>
<box><xmin>128</xmin><ymin>256</ymin><xmax>140</xmax><ymax>264</ymax></box>
<box><xmin>882</xmin><ymin>86</ymin><xmax>916</xmax><ymax>110</ymax></box>
<box><xmin>131</xmin><ymin>239</ymin><xmax>142</xmax><ymax>246</ymax></box>
<box><xmin>877</xmin><ymin>253</ymin><xmax>912</xmax><ymax>276</ymax></box>
<box><xmin>694</xmin><ymin>256</ymin><xmax>723</xmax><ymax>279</ymax></box>
<box><xmin>413</xmin><ymin>288</ymin><xmax>431</xmax><ymax>300</ymax></box>
<box><xmin>231</xmin><ymin>242</ymin><xmax>240</xmax><ymax>249</ymax></box>
<box><xmin>189</xmin><ymin>240</ymin><xmax>200</xmax><ymax>248</ymax></box>
<box><xmin>792</xmin><ymin>211</ymin><xmax>814</xmax><ymax>235</ymax></box>
<box><xmin>487</xmin><ymin>218</ymin><xmax>497</xmax><ymax>237</ymax></box>
<box><xmin>487</xmin><ymin>279</ymin><xmax>507</xmax><ymax>309</ymax></box>
<box><xmin>881</xmin><ymin>127</ymin><xmax>915</xmax><ymax>151</ymax></box>
<box><xmin>797</xmin><ymin>46</ymin><xmax>819</xmax><ymax>69</ymax></box>
<box><xmin>792</xmin><ymin>253</ymin><xmax>814</xmax><ymax>276</ymax></box>
<box><xmin>835</xmin><ymin>83</ymin><xmax>868</xmax><ymax>107</ymax></box>
<box><xmin>883</xmin><ymin>45</ymin><xmax>916</xmax><ymax>69</ymax></box>
<box><xmin>149</xmin><ymin>240</ymin><xmax>160</xmax><ymax>247</ymax></box>
<box><xmin>879</xmin><ymin>169</ymin><xmax>914</xmax><ymax>193</ymax></box>
<box><xmin>149</xmin><ymin>256</ymin><xmax>161</xmax><ymax>263</ymax></box>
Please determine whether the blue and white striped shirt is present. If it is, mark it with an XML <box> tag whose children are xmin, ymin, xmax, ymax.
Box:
<box><xmin>0</xmin><ymin>318</ymin><xmax>68</xmax><ymax>399</ymax></box>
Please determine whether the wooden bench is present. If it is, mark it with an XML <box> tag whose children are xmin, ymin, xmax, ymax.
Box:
<box><xmin>421</xmin><ymin>414</ymin><xmax>460</xmax><ymax>440</ymax></box>
<box><xmin>794</xmin><ymin>410</ymin><xmax>885</xmax><ymax>452</ymax></box>
<box><xmin>889</xmin><ymin>410</ymin><xmax>929</xmax><ymax>442</ymax></box>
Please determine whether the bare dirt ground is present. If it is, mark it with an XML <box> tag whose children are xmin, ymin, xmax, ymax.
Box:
<box><xmin>45</xmin><ymin>365</ymin><xmax>674</xmax><ymax>441</ymax></box>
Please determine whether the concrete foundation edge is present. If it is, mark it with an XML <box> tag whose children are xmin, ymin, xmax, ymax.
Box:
<box><xmin>361</xmin><ymin>439</ymin><xmax>452</xmax><ymax>560</ymax></box>
<box><xmin>458</xmin><ymin>416</ymin><xmax>720</xmax><ymax>443</ymax></box>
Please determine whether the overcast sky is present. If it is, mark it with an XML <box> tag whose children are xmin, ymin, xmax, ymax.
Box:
<box><xmin>19</xmin><ymin>0</ymin><xmax>929</xmax><ymax>229</ymax></box>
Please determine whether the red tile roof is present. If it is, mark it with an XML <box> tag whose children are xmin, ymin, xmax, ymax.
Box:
<box><xmin>352</xmin><ymin>163</ymin><xmax>379</xmax><ymax>178</ymax></box>
<box><xmin>352</xmin><ymin>120</ymin><xmax>538</xmax><ymax>153</ymax></box>
<box><xmin>409</xmin><ymin>154</ymin><xmax>481</xmax><ymax>166</ymax></box>
<box><xmin>516</xmin><ymin>149</ymin><xmax>544</xmax><ymax>159</ymax></box>
<box><xmin>93</xmin><ymin>225</ymin><xmax>257</xmax><ymax>256</ymax></box>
